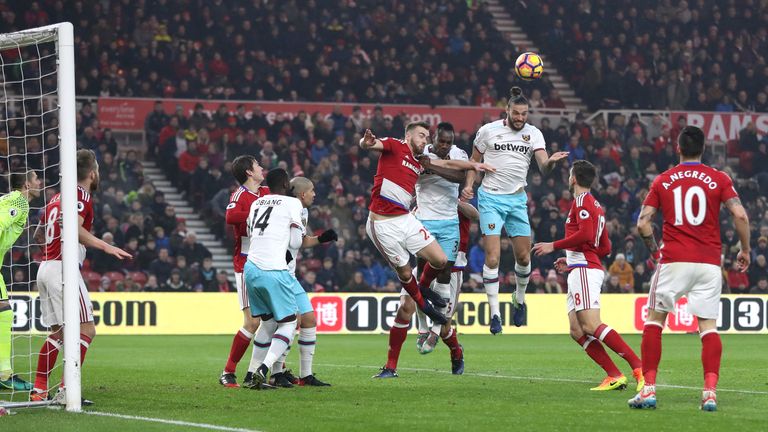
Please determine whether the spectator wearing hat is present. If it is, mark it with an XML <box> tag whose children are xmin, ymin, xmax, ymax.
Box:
<box><xmin>608</xmin><ymin>253</ymin><xmax>634</xmax><ymax>291</ymax></box>
<box><xmin>752</xmin><ymin>236</ymin><xmax>768</xmax><ymax>261</ymax></box>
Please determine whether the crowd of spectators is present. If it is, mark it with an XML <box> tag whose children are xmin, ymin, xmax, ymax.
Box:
<box><xmin>142</xmin><ymin>99</ymin><xmax>768</xmax><ymax>295</ymax></box>
<box><xmin>1</xmin><ymin>0</ymin><xmax>555</xmax><ymax>108</ymax></box>
<box><xmin>514</xmin><ymin>0</ymin><xmax>768</xmax><ymax>111</ymax></box>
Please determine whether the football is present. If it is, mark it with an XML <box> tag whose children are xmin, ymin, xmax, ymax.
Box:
<box><xmin>515</xmin><ymin>52</ymin><xmax>544</xmax><ymax>81</ymax></box>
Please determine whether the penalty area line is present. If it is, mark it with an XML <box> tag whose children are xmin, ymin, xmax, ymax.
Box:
<box><xmin>317</xmin><ymin>363</ymin><xmax>768</xmax><ymax>395</ymax></box>
<box><xmin>83</xmin><ymin>411</ymin><xmax>262</xmax><ymax>432</ymax></box>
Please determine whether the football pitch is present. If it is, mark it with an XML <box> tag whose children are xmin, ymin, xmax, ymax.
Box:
<box><xmin>2</xmin><ymin>334</ymin><xmax>768</xmax><ymax>431</ymax></box>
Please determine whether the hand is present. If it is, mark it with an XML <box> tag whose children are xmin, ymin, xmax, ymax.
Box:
<box><xmin>318</xmin><ymin>229</ymin><xmax>338</xmax><ymax>243</ymax></box>
<box><xmin>531</xmin><ymin>242</ymin><xmax>555</xmax><ymax>256</ymax></box>
<box><xmin>554</xmin><ymin>257</ymin><xmax>569</xmax><ymax>274</ymax></box>
<box><xmin>470</xmin><ymin>161</ymin><xmax>496</xmax><ymax>173</ymax></box>
<box><xmin>736</xmin><ymin>250</ymin><xmax>751</xmax><ymax>272</ymax></box>
<box><xmin>106</xmin><ymin>245</ymin><xmax>133</xmax><ymax>260</ymax></box>
<box><xmin>461</xmin><ymin>186</ymin><xmax>474</xmax><ymax>200</ymax></box>
<box><xmin>549</xmin><ymin>151</ymin><xmax>569</xmax><ymax>164</ymax></box>
<box><xmin>362</xmin><ymin>129</ymin><xmax>377</xmax><ymax>147</ymax></box>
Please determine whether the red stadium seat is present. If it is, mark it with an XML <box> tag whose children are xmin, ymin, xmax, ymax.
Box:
<box><xmin>81</xmin><ymin>270</ymin><xmax>102</xmax><ymax>292</ymax></box>
<box><xmin>128</xmin><ymin>271</ymin><xmax>148</xmax><ymax>287</ymax></box>
<box><xmin>103</xmin><ymin>271</ymin><xmax>125</xmax><ymax>292</ymax></box>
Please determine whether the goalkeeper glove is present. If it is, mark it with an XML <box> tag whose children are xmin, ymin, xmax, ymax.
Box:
<box><xmin>318</xmin><ymin>229</ymin><xmax>338</xmax><ymax>243</ymax></box>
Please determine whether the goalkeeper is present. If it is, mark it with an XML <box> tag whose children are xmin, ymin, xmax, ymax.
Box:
<box><xmin>0</xmin><ymin>170</ymin><xmax>40</xmax><ymax>391</ymax></box>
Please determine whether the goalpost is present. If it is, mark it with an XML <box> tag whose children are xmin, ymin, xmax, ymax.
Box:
<box><xmin>0</xmin><ymin>23</ymin><xmax>80</xmax><ymax>412</ymax></box>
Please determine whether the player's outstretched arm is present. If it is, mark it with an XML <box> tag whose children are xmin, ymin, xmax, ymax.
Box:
<box><xmin>78</xmin><ymin>216</ymin><xmax>132</xmax><ymax>260</ymax></box>
<box><xmin>725</xmin><ymin>197</ymin><xmax>751</xmax><ymax>272</ymax></box>
<box><xmin>432</xmin><ymin>158</ymin><xmax>495</xmax><ymax>173</ymax></box>
<box><xmin>419</xmin><ymin>156</ymin><xmax>466</xmax><ymax>184</ymax></box>
<box><xmin>301</xmin><ymin>229</ymin><xmax>338</xmax><ymax>248</ymax></box>
<box><xmin>359</xmin><ymin>129</ymin><xmax>384</xmax><ymax>151</ymax></box>
<box><xmin>636</xmin><ymin>205</ymin><xmax>660</xmax><ymax>260</ymax></box>
<box><xmin>461</xmin><ymin>148</ymin><xmax>483</xmax><ymax>200</ymax></box>
<box><xmin>533</xmin><ymin>218</ymin><xmax>594</xmax><ymax>256</ymax></box>
<box><xmin>457</xmin><ymin>200</ymin><xmax>479</xmax><ymax>222</ymax></box>
<box><xmin>534</xmin><ymin>150</ymin><xmax>569</xmax><ymax>176</ymax></box>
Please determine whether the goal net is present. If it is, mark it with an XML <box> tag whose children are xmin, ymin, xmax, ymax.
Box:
<box><xmin>0</xmin><ymin>23</ymin><xmax>81</xmax><ymax>412</ymax></box>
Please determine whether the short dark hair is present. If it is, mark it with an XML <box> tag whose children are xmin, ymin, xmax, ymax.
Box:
<box><xmin>678</xmin><ymin>126</ymin><xmax>705</xmax><ymax>157</ymax></box>
<box><xmin>76</xmin><ymin>149</ymin><xmax>97</xmax><ymax>181</ymax></box>
<box><xmin>436</xmin><ymin>122</ymin><xmax>454</xmax><ymax>134</ymax></box>
<box><xmin>405</xmin><ymin>121</ymin><xmax>430</xmax><ymax>134</ymax></box>
<box><xmin>507</xmin><ymin>86</ymin><xmax>528</xmax><ymax>106</ymax></box>
<box><xmin>231</xmin><ymin>155</ymin><xmax>256</xmax><ymax>185</ymax></box>
<box><xmin>265</xmin><ymin>168</ymin><xmax>290</xmax><ymax>191</ymax></box>
<box><xmin>571</xmin><ymin>160</ymin><xmax>597</xmax><ymax>188</ymax></box>
<box><xmin>9</xmin><ymin>170</ymin><xmax>33</xmax><ymax>190</ymax></box>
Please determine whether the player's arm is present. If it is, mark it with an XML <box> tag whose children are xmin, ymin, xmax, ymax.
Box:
<box><xmin>461</xmin><ymin>148</ymin><xmax>483</xmax><ymax>200</ymax></box>
<box><xmin>431</xmin><ymin>158</ymin><xmax>495</xmax><ymax>173</ymax></box>
<box><xmin>725</xmin><ymin>196</ymin><xmax>751</xmax><ymax>271</ymax></box>
<box><xmin>636</xmin><ymin>204</ymin><xmax>660</xmax><ymax>260</ymax></box>
<box><xmin>225</xmin><ymin>198</ymin><xmax>249</xmax><ymax>225</ymax></box>
<box><xmin>359</xmin><ymin>129</ymin><xmax>385</xmax><ymax>151</ymax></box>
<box><xmin>78</xmin><ymin>216</ymin><xmax>132</xmax><ymax>259</ymax></box>
<box><xmin>532</xmin><ymin>211</ymin><xmax>594</xmax><ymax>256</ymax></box>
<box><xmin>419</xmin><ymin>156</ymin><xmax>466</xmax><ymax>183</ymax></box>
<box><xmin>534</xmin><ymin>149</ymin><xmax>569</xmax><ymax>176</ymax></box>
<box><xmin>596</xmin><ymin>223</ymin><xmax>612</xmax><ymax>257</ymax></box>
<box><xmin>457</xmin><ymin>200</ymin><xmax>479</xmax><ymax>222</ymax></box>
<box><xmin>301</xmin><ymin>229</ymin><xmax>338</xmax><ymax>248</ymax></box>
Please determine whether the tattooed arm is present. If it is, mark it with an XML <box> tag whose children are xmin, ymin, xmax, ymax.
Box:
<box><xmin>636</xmin><ymin>205</ymin><xmax>660</xmax><ymax>258</ymax></box>
<box><xmin>725</xmin><ymin>196</ymin><xmax>751</xmax><ymax>272</ymax></box>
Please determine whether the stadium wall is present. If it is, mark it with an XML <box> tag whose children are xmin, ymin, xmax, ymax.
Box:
<box><xmin>9</xmin><ymin>293</ymin><xmax>768</xmax><ymax>335</ymax></box>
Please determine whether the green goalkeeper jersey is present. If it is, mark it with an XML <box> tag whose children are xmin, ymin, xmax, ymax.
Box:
<box><xmin>0</xmin><ymin>190</ymin><xmax>29</xmax><ymax>267</ymax></box>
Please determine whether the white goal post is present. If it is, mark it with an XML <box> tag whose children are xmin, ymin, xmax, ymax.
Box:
<box><xmin>0</xmin><ymin>22</ymin><xmax>80</xmax><ymax>412</ymax></box>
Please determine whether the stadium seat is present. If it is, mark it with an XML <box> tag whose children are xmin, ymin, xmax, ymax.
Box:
<box><xmin>81</xmin><ymin>270</ymin><xmax>102</xmax><ymax>292</ymax></box>
<box><xmin>103</xmin><ymin>271</ymin><xmax>126</xmax><ymax>292</ymax></box>
<box><xmin>128</xmin><ymin>271</ymin><xmax>148</xmax><ymax>287</ymax></box>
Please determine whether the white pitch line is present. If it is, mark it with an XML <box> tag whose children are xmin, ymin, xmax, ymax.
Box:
<box><xmin>83</xmin><ymin>411</ymin><xmax>262</xmax><ymax>432</ymax></box>
<box><xmin>316</xmin><ymin>363</ymin><xmax>768</xmax><ymax>395</ymax></box>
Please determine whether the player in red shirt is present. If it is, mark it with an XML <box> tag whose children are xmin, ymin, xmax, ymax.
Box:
<box><xmin>219</xmin><ymin>155</ymin><xmax>270</xmax><ymax>387</ymax></box>
<box><xmin>533</xmin><ymin>160</ymin><xmax>643</xmax><ymax>392</ymax></box>
<box><xmin>629</xmin><ymin>126</ymin><xmax>751</xmax><ymax>411</ymax></box>
<box><xmin>32</xmin><ymin>149</ymin><xmax>132</xmax><ymax>403</ymax></box>
<box><xmin>361</xmin><ymin>123</ymin><xmax>491</xmax><ymax>322</ymax></box>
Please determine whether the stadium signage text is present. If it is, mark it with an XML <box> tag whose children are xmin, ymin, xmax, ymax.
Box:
<box><xmin>8</xmin><ymin>293</ymin><xmax>768</xmax><ymax>335</ymax></box>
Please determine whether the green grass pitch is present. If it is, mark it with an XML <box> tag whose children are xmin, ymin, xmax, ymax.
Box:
<box><xmin>2</xmin><ymin>334</ymin><xmax>767</xmax><ymax>431</ymax></box>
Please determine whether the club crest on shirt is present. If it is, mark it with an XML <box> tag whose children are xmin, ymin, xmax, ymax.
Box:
<box><xmin>522</xmin><ymin>134</ymin><xmax>531</xmax><ymax>142</ymax></box>
<box><xmin>488</xmin><ymin>223</ymin><xmax>495</xmax><ymax>230</ymax></box>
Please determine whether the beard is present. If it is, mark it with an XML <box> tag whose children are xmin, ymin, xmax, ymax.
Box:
<box><xmin>90</xmin><ymin>176</ymin><xmax>99</xmax><ymax>192</ymax></box>
<box><xmin>510</xmin><ymin>121</ymin><xmax>525</xmax><ymax>131</ymax></box>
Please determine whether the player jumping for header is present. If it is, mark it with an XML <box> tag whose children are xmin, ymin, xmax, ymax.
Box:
<box><xmin>463</xmin><ymin>87</ymin><xmax>568</xmax><ymax>334</ymax></box>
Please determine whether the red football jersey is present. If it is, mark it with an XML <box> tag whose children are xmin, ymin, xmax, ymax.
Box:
<box><xmin>554</xmin><ymin>192</ymin><xmax>610</xmax><ymax>270</ymax></box>
<box><xmin>226</xmin><ymin>185</ymin><xmax>270</xmax><ymax>273</ymax></box>
<box><xmin>368</xmin><ymin>137</ymin><xmax>423</xmax><ymax>216</ymax></box>
<box><xmin>44</xmin><ymin>186</ymin><xmax>94</xmax><ymax>262</ymax></box>
<box><xmin>644</xmin><ymin>162</ymin><xmax>738</xmax><ymax>266</ymax></box>
<box><xmin>458</xmin><ymin>212</ymin><xmax>470</xmax><ymax>254</ymax></box>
